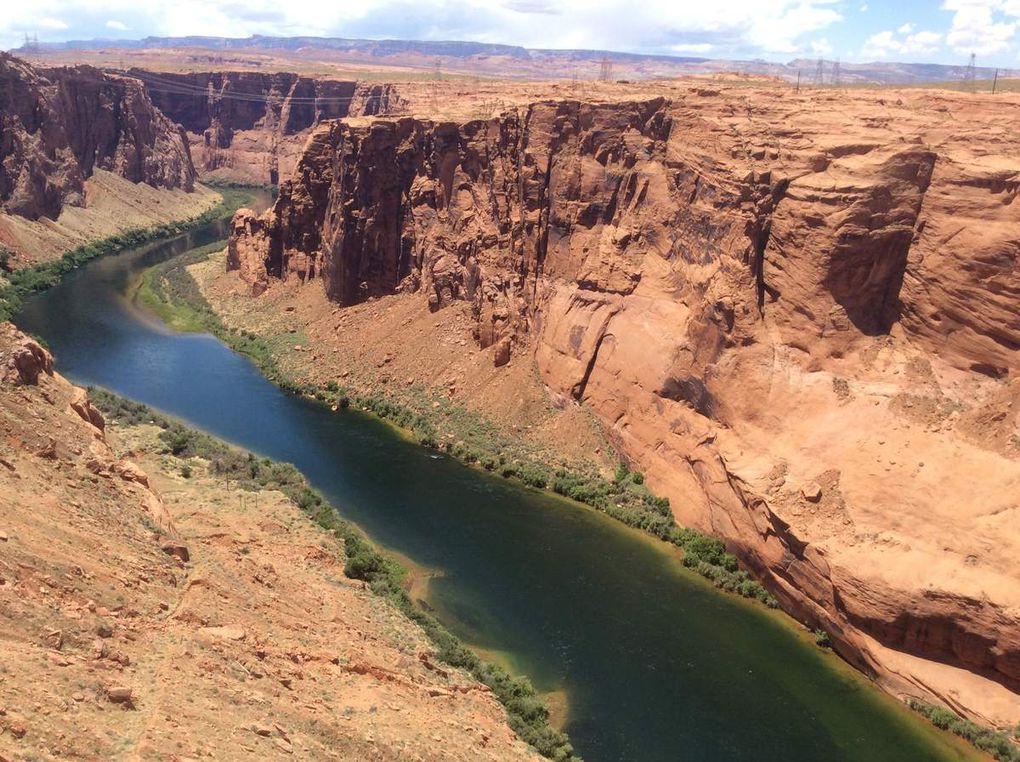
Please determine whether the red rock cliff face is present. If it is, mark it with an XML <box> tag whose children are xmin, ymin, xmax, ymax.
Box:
<box><xmin>130</xmin><ymin>70</ymin><xmax>406</xmax><ymax>184</ymax></box>
<box><xmin>0</xmin><ymin>54</ymin><xmax>195</xmax><ymax>221</ymax></box>
<box><xmin>228</xmin><ymin>89</ymin><xmax>1020</xmax><ymax>722</ymax></box>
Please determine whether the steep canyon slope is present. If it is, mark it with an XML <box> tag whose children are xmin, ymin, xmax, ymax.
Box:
<box><xmin>0</xmin><ymin>54</ymin><xmax>194</xmax><ymax>221</ymax></box>
<box><xmin>225</xmin><ymin>84</ymin><xmax>1020</xmax><ymax>726</ymax></box>
<box><xmin>0</xmin><ymin>323</ymin><xmax>536</xmax><ymax>760</ymax></box>
<box><xmin>0</xmin><ymin>54</ymin><xmax>215</xmax><ymax>266</ymax></box>
<box><xmin>130</xmin><ymin>69</ymin><xmax>406</xmax><ymax>185</ymax></box>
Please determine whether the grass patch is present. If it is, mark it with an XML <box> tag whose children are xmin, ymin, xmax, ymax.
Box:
<box><xmin>133</xmin><ymin>240</ymin><xmax>287</xmax><ymax>385</ymax></box>
<box><xmin>90</xmin><ymin>388</ymin><xmax>579</xmax><ymax>761</ymax></box>
<box><xmin>0</xmin><ymin>187</ymin><xmax>255</xmax><ymax>322</ymax></box>
<box><xmin>907</xmin><ymin>699</ymin><xmax>1020</xmax><ymax>762</ymax></box>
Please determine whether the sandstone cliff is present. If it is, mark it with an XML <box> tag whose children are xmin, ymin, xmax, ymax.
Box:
<box><xmin>225</xmin><ymin>85</ymin><xmax>1020</xmax><ymax>726</ymax></box>
<box><xmin>0</xmin><ymin>54</ymin><xmax>195</xmax><ymax>222</ymax></box>
<box><xmin>0</xmin><ymin>322</ymin><xmax>537</xmax><ymax>760</ymax></box>
<box><xmin>129</xmin><ymin>69</ymin><xmax>407</xmax><ymax>184</ymax></box>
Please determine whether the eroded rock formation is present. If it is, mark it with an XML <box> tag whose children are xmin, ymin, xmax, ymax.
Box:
<box><xmin>227</xmin><ymin>87</ymin><xmax>1020</xmax><ymax>724</ymax></box>
<box><xmin>0</xmin><ymin>54</ymin><xmax>195</xmax><ymax>221</ymax></box>
<box><xmin>130</xmin><ymin>69</ymin><xmax>406</xmax><ymax>184</ymax></box>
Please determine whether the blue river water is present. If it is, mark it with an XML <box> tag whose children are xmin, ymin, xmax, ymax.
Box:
<box><xmin>14</xmin><ymin>204</ymin><xmax>971</xmax><ymax>761</ymax></box>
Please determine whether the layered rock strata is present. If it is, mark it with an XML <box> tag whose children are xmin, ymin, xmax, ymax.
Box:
<box><xmin>0</xmin><ymin>54</ymin><xmax>195</xmax><ymax>221</ymax></box>
<box><xmin>130</xmin><ymin>69</ymin><xmax>406</xmax><ymax>183</ymax></box>
<box><xmin>227</xmin><ymin>88</ymin><xmax>1020</xmax><ymax>725</ymax></box>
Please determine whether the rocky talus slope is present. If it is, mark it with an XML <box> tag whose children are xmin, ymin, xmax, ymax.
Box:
<box><xmin>0</xmin><ymin>324</ymin><xmax>537</xmax><ymax>760</ymax></box>
<box><xmin>226</xmin><ymin>85</ymin><xmax>1020</xmax><ymax>726</ymax></box>
<box><xmin>130</xmin><ymin>69</ymin><xmax>407</xmax><ymax>184</ymax></box>
<box><xmin>0</xmin><ymin>54</ymin><xmax>194</xmax><ymax>222</ymax></box>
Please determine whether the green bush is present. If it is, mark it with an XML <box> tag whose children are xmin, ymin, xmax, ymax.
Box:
<box><xmin>907</xmin><ymin>699</ymin><xmax>1020</xmax><ymax>762</ymax></box>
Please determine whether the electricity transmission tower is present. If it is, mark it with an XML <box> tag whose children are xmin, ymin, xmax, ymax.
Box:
<box><xmin>598</xmin><ymin>56</ymin><xmax>613</xmax><ymax>82</ymax></box>
<box><xmin>430</xmin><ymin>58</ymin><xmax>442</xmax><ymax>113</ymax></box>
<box><xmin>813</xmin><ymin>58</ymin><xmax>825</xmax><ymax>87</ymax></box>
<box><xmin>964</xmin><ymin>53</ymin><xmax>976</xmax><ymax>92</ymax></box>
<box><xmin>832</xmin><ymin>58</ymin><xmax>841</xmax><ymax>89</ymax></box>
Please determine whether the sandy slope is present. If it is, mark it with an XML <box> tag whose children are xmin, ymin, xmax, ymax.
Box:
<box><xmin>0</xmin><ymin>324</ymin><xmax>536</xmax><ymax>761</ymax></box>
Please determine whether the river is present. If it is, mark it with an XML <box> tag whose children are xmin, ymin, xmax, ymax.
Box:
<box><xmin>13</xmin><ymin>197</ymin><xmax>973</xmax><ymax>761</ymax></box>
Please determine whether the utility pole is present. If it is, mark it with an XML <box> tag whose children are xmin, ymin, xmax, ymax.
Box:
<box><xmin>795</xmin><ymin>70</ymin><xmax>801</xmax><ymax>94</ymax></box>
<box><xmin>814</xmin><ymin>58</ymin><xmax>825</xmax><ymax>87</ymax></box>
<box><xmin>991</xmin><ymin>68</ymin><xmax>999</xmax><ymax>94</ymax></box>
<box><xmin>964</xmin><ymin>52</ymin><xmax>976</xmax><ymax>92</ymax></box>
<box><xmin>598</xmin><ymin>56</ymin><xmax>613</xmax><ymax>82</ymax></box>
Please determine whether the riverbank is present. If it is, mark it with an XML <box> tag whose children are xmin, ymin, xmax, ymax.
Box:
<box><xmin>0</xmin><ymin>171</ymin><xmax>220</xmax><ymax>269</ymax></box>
<box><xmin>140</xmin><ymin>243</ymin><xmax>782</xmax><ymax>609</ymax></box>
<box><xmin>0</xmin><ymin>186</ymin><xmax>257</xmax><ymax>322</ymax></box>
<box><xmin>90</xmin><ymin>388</ymin><xmax>577</xmax><ymax>761</ymax></box>
<box><xmin>0</xmin><ymin>324</ymin><xmax>541</xmax><ymax>760</ymax></box>
<box><xmin>169</xmin><ymin>246</ymin><xmax>1019</xmax><ymax>762</ymax></box>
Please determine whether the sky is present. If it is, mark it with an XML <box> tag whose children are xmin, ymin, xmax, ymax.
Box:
<box><xmin>2</xmin><ymin>0</ymin><xmax>1020</xmax><ymax>68</ymax></box>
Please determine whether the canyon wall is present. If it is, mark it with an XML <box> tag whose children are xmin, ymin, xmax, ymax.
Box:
<box><xmin>129</xmin><ymin>69</ymin><xmax>406</xmax><ymax>184</ymax></box>
<box><xmin>227</xmin><ymin>88</ymin><xmax>1020</xmax><ymax>724</ymax></box>
<box><xmin>0</xmin><ymin>54</ymin><xmax>195</xmax><ymax>221</ymax></box>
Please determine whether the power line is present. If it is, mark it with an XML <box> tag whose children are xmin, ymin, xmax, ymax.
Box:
<box><xmin>124</xmin><ymin>70</ymin><xmax>371</xmax><ymax>106</ymax></box>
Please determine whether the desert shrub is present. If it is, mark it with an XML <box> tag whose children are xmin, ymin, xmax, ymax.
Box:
<box><xmin>907</xmin><ymin>700</ymin><xmax>1020</xmax><ymax>762</ymax></box>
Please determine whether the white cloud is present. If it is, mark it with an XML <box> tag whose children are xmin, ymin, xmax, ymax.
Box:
<box><xmin>863</xmin><ymin>27</ymin><xmax>943</xmax><ymax>58</ymax></box>
<box><xmin>860</xmin><ymin>3</ymin><xmax>869</xmax><ymax>10</ymax></box>
<box><xmin>37</xmin><ymin>17</ymin><xmax>69</xmax><ymax>30</ymax></box>
<box><xmin>810</xmin><ymin>37</ymin><xmax>833</xmax><ymax>54</ymax></box>
<box><xmin>0</xmin><ymin>0</ymin><xmax>845</xmax><ymax>57</ymax></box>
<box><xmin>942</xmin><ymin>0</ymin><xmax>1018</xmax><ymax>57</ymax></box>
<box><xmin>105</xmin><ymin>20</ymin><xmax>130</xmax><ymax>31</ymax></box>
<box><xmin>670</xmin><ymin>43</ymin><xmax>713</xmax><ymax>54</ymax></box>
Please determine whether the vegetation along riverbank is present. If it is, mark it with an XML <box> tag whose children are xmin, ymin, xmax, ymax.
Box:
<box><xmin>91</xmin><ymin>388</ymin><xmax>577</xmax><ymax>761</ymax></box>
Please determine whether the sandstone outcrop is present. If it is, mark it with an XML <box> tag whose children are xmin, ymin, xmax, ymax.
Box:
<box><xmin>227</xmin><ymin>84</ymin><xmax>1020</xmax><ymax>725</ymax></box>
<box><xmin>0</xmin><ymin>54</ymin><xmax>195</xmax><ymax>221</ymax></box>
<box><xmin>129</xmin><ymin>69</ymin><xmax>407</xmax><ymax>184</ymax></box>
